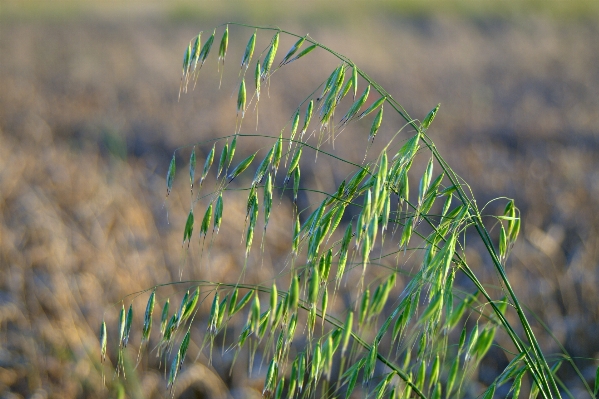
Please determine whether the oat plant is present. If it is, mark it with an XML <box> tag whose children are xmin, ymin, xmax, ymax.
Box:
<box><xmin>101</xmin><ymin>24</ymin><xmax>595</xmax><ymax>398</ymax></box>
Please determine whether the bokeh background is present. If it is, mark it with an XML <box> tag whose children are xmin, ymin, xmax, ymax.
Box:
<box><xmin>2</xmin><ymin>1</ymin><xmax>599</xmax><ymax>397</ymax></box>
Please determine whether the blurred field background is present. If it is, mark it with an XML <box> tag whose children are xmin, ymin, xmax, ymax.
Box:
<box><xmin>2</xmin><ymin>0</ymin><xmax>599</xmax><ymax>397</ymax></box>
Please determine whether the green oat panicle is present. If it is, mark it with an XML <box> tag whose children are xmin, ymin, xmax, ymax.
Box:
<box><xmin>132</xmin><ymin>24</ymin><xmax>570</xmax><ymax>399</ymax></box>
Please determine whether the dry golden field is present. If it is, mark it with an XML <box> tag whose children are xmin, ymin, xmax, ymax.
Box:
<box><xmin>1</xmin><ymin>2</ymin><xmax>599</xmax><ymax>397</ymax></box>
